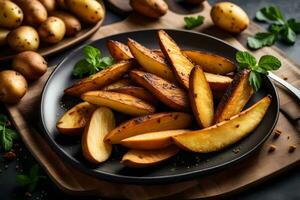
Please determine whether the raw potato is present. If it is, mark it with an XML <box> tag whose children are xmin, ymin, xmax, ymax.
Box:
<box><xmin>7</xmin><ymin>26</ymin><xmax>39</xmax><ymax>52</ymax></box>
<box><xmin>211</xmin><ymin>2</ymin><xmax>249</xmax><ymax>34</ymax></box>
<box><xmin>158</xmin><ymin>30</ymin><xmax>194</xmax><ymax>89</ymax></box>
<box><xmin>16</xmin><ymin>0</ymin><xmax>47</xmax><ymax>26</ymax></box>
<box><xmin>0</xmin><ymin>1</ymin><xmax>23</xmax><ymax>29</ymax></box>
<box><xmin>38</xmin><ymin>17</ymin><xmax>66</xmax><ymax>44</ymax></box>
<box><xmin>173</xmin><ymin>96</ymin><xmax>271</xmax><ymax>153</ymax></box>
<box><xmin>107</xmin><ymin>40</ymin><xmax>133</xmax><ymax>61</ymax></box>
<box><xmin>56</xmin><ymin>102</ymin><xmax>96</xmax><ymax>135</ymax></box>
<box><xmin>128</xmin><ymin>38</ymin><xmax>175</xmax><ymax>82</ymax></box>
<box><xmin>109</xmin><ymin>86</ymin><xmax>158</xmax><ymax>104</ymax></box>
<box><xmin>0</xmin><ymin>70</ymin><xmax>27</xmax><ymax>104</ymax></box>
<box><xmin>102</xmin><ymin>79</ymin><xmax>134</xmax><ymax>90</ymax></box>
<box><xmin>82</xmin><ymin>107</ymin><xmax>115</xmax><ymax>164</ymax></box>
<box><xmin>130</xmin><ymin>70</ymin><xmax>189</xmax><ymax>111</ymax></box>
<box><xmin>105</xmin><ymin>112</ymin><xmax>193</xmax><ymax>144</ymax></box>
<box><xmin>120</xmin><ymin>129</ymin><xmax>189</xmax><ymax>150</ymax></box>
<box><xmin>183</xmin><ymin>50</ymin><xmax>236</xmax><ymax>75</ymax></box>
<box><xmin>66</xmin><ymin>0</ymin><xmax>104</xmax><ymax>24</ymax></box>
<box><xmin>0</xmin><ymin>28</ymin><xmax>10</xmax><ymax>46</ymax></box>
<box><xmin>189</xmin><ymin>67</ymin><xmax>214</xmax><ymax>128</ymax></box>
<box><xmin>52</xmin><ymin>11</ymin><xmax>82</xmax><ymax>36</ymax></box>
<box><xmin>65</xmin><ymin>60</ymin><xmax>134</xmax><ymax>96</ymax></box>
<box><xmin>81</xmin><ymin>91</ymin><xmax>156</xmax><ymax>116</ymax></box>
<box><xmin>215</xmin><ymin>69</ymin><xmax>253</xmax><ymax>123</ymax></box>
<box><xmin>39</xmin><ymin>0</ymin><xmax>56</xmax><ymax>12</ymax></box>
<box><xmin>121</xmin><ymin>146</ymin><xmax>179</xmax><ymax>168</ymax></box>
<box><xmin>12</xmin><ymin>51</ymin><xmax>47</xmax><ymax>80</ymax></box>
<box><xmin>130</xmin><ymin>0</ymin><xmax>168</xmax><ymax>18</ymax></box>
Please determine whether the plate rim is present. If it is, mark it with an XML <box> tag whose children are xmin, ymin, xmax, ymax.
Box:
<box><xmin>40</xmin><ymin>28</ymin><xmax>280</xmax><ymax>184</ymax></box>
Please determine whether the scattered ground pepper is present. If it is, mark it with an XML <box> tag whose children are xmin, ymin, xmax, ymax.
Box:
<box><xmin>24</xmin><ymin>192</ymin><xmax>32</xmax><ymax>198</ymax></box>
<box><xmin>288</xmin><ymin>145</ymin><xmax>296</xmax><ymax>153</ymax></box>
<box><xmin>3</xmin><ymin>151</ymin><xmax>16</xmax><ymax>161</ymax></box>
<box><xmin>283</xmin><ymin>77</ymin><xmax>288</xmax><ymax>80</ymax></box>
<box><xmin>273</xmin><ymin>129</ymin><xmax>282</xmax><ymax>139</ymax></box>
<box><xmin>232</xmin><ymin>147</ymin><xmax>240</xmax><ymax>154</ymax></box>
<box><xmin>268</xmin><ymin>145</ymin><xmax>276</xmax><ymax>153</ymax></box>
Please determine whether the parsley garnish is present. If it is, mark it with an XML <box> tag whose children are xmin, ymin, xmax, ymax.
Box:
<box><xmin>184</xmin><ymin>15</ymin><xmax>205</xmax><ymax>29</ymax></box>
<box><xmin>16</xmin><ymin>165</ymin><xmax>46</xmax><ymax>192</ymax></box>
<box><xmin>236</xmin><ymin>51</ymin><xmax>281</xmax><ymax>91</ymax></box>
<box><xmin>72</xmin><ymin>45</ymin><xmax>115</xmax><ymax>78</ymax></box>
<box><xmin>0</xmin><ymin>113</ymin><xmax>19</xmax><ymax>151</ymax></box>
<box><xmin>248</xmin><ymin>5</ymin><xmax>300</xmax><ymax>49</ymax></box>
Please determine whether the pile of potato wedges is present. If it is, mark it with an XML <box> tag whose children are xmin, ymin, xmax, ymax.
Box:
<box><xmin>57</xmin><ymin>30</ymin><xmax>271</xmax><ymax>168</ymax></box>
<box><xmin>0</xmin><ymin>0</ymin><xmax>104</xmax><ymax>52</ymax></box>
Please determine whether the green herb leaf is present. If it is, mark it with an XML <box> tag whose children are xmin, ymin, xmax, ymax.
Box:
<box><xmin>16</xmin><ymin>175</ymin><xmax>32</xmax><ymax>186</ymax></box>
<box><xmin>287</xmin><ymin>18</ymin><xmax>300</xmax><ymax>33</ymax></box>
<box><xmin>235</xmin><ymin>51</ymin><xmax>257</xmax><ymax>70</ymax></box>
<box><xmin>0</xmin><ymin>114</ymin><xmax>8</xmax><ymax>125</ymax></box>
<box><xmin>258</xmin><ymin>55</ymin><xmax>281</xmax><ymax>71</ymax></box>
<box><xmin>282</xmin><ymin>26</ymin><xmax>296</xmax><ymax>44</ymax></box>
<box><xmin>249</xmin><ymin>71</ymin><xmax>262</xmax><ymax>92</ymax></box>
<box><xmin>16</xmin><ymin>165</ymin><xmax>45</xmax><ymax>192</ymax></box>
<box><xmin>256</xmin><ymin>6</ymin><xmax>285</xmax><ymax>24</ymax></box>
<box><xmin>184</xmin><ymin>16</ymin><xmax>205</xmax><ymax>29</ymax></box>
<box><xmin>247</xmin><ymin>32</ymin><xmax>277</xmax><ymax>49</ymax></box>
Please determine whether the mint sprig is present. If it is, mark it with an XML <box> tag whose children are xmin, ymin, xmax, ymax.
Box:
<box><xmin>72</xmin><ymin>45</ymin><xmax>115</xmax><ymax>78</ymax></box>
<box><xmin>184</xmin><ymin>16</ymin><xmax>205</xmax><ymax>29</ymax></box>
<box><xmin>16</xmin><ymin>165</ymin><xmax>46</xmax><ymax>192</ymax></box>
<box><xmin>236</xmin><ymin>51</ymin><xmax>281</xmax><ymax>91</ymax></box>
<box><xmin>0</xmin><ymin>113</ymin><xmax>19</xmax><ymax>151</ymax></box>
<box><xmin>248</xmin><ymin>5</ymin><xmax>300</xmax><ymax>49</ymax></box>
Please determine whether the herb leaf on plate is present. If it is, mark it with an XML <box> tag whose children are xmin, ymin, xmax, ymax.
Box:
<box><xmin>184</xmin><ymin>16</ymin><xmax>205</xmax><ymax>29</ymax></box>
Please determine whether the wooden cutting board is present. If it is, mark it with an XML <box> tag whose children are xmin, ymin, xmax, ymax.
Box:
<box><xmin>5</xmin><ymin>1</ymin><xmax>300</xmax><ymax>199</ymax></box>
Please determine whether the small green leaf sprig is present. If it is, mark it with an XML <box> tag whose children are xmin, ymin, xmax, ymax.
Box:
<box><xmin>184</xmin><ymin>15</ymin><xmax>205</xmax><ymax>29</ymax></box>
<box><xmin>16</xmin><ymin>165</ymin><xmax>46</xmax><ymax>192</ymax></box>
<box><xmin>0</xmin><ymin>113</ymin><xmax>19</xmax><ymax>151</ymax></box>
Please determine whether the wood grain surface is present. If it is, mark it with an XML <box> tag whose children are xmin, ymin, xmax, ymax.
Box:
<box><xmin>5</xmin><ymin>1</ymin><xmax>300</xmax><ymax>199</ymax></box>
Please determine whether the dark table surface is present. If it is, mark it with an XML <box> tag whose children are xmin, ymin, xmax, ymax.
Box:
<box><xmin>0</xmin><ymin>0</ymin><xmax>299</xmax><ymax>200</ymax></box>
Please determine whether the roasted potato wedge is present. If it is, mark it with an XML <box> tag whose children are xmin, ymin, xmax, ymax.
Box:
<box><xmin>105</xmin><ymin>112</ymin><xmax>193</xmax><ymax>144</ymax></box>
<box><xmin>65</xmin><ymin>60</ymin><xmax>134</xmax><ymax>96</ymax></box>
<box><xmin>108</xmin><ymin>86</ymin><xmax>158</xmax><ymax>104</ymax></box>
<box><xmin>128</xmin><ymin>38</ymin><xmax>175</xmax><ymax>82</ymax></box>
<box><xmin>120</xmin><ymin>129</ymin><xmax>189</xmax><ymax>150</ymax></box>
<box><xmin>215</xmin><ymin>69</ymin><xmax>253</xmax><ymax>123</ymax></box>
<box><xmin>173</xmin><ymin>96</ymin><xmax>271</xmax><ymax>153</ymax></box>
<box><xmin>81</xmin><ymin>91</ymin><xmax>156</xmax><ymax>116</ymax></box>
<box><xmin>56</xmin><ymin>102</ymin><xmax>96</xmax><ymax>135</ymax></box>
<box><xmin>107</xmin><ymin>40</ymin><xmax>133</xmax><ymax>61</ymax></box>
<box><xmin>130</xmin><ymin>70</ymin><xmax>189</xmax><ymax>111</ymax></box>
<box><xmin>102</xmin><ymin>78</ymin><xmax>134</xmax><ymax>90</ymax></box>
<box><xmin>183</xmin><ymin>50</ymin><xmax>236</xmax><ymax>74</ymax></box>
<box><xmin>158</xmin><ymin>30</ymin><xmax>194</xmax><ymax>89</ymax></box>
<box><xmin>82</xmin><ymin>107</ymin><xmax>115</xmax><ymax>164</ymax></box>
<box><xmin>121</xmin><ymin>146</ymin><xmax>179</xmax><ymax>168</ymax></box>
<box><xmin>205</xmin><ymin>72</ymin><xmax>232</xmax><ymax>91</ymax></box>
<box><xmin>189</xmin><ymin>67</ymin><xmax>214</xmax><ymax>128</ymax></box>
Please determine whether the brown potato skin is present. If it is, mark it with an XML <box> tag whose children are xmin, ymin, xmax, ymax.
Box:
<box><xmin>15</xmin><ymin>0</ymin><xmax>48</xmax><ymax>26</ymax></box>
<box><xmin>107</xmin><ymin>40</ymin><xmax>133</xmax><ymax>61</ymax></box>
<box><xmin>0</xmin><ymin>70</ymin><xmax>27</xmax><ymax>104</ymax></box>
<box><xmin>38</xmin><ymin>17</ymin><xmax>66</xmax><ymax>43</ymax></box>
<box><xmin>12</xmin><ymin>51</ymin><xmax>47</xmax><ymax>80</ymax></box>
<box><xmin>130</xmin><ymin>70</ymin><xmax>189</xmax><ymax>111</ymax></box>
<box><xmin>214</xmin><ymin>69</ymin><xmax>253</xmax><ymax>123</ymax></box>
<box><xmin>0</xmin><ymin>1</ymin><xmax>23</xmax><ymax>29</ymax></box>
<box><xmin>65</xmin><ymin>60</ymin><xmax>134</xmax><ymax>96</ymax></box>
<box><xmin>52</xmin><ymin>11</ymin><xmax>82</xmax><ymax>36</ymax></box>
<box><xmin>130</xmin><ymin>0</ymin><xmax>168</xmax><ymax>18</ymax></box>
<box><xmin>0</xmin><ymin>28</ymin><xmax>10</xmax><ymax>46</ymax></box>
<box><xmin>39</xmin><ymin>0</ymin><xmax>56</xmax><ymax>12</ymax></box>
<box><xmin>102</xmin><ymin>79</ymin><xmax>134</xmax><ymax>90</ymax></box>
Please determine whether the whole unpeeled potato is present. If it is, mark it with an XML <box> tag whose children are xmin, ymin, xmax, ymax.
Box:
<box><xmin>38</xmin><ymin>17</ymin><xmax>66</xmax><ymax>43</ymax></box>
<box><xmin>130</xmin><ymin>0</ymin><xmax>168</xmax><ymax>18</ymax></box>
<box><xmin>0</xmin><ymin>1</ymin><xmax>23</xmax><ymax>29</ymax></box>
<box><xmin>211</xmin><ymin>2</ymin><xmax>249</xmax><ymax>34</ymax></box>
<box><xmin>39</xmin><ymin>0</ymin><xmax>56</xmax><ymax>13</ymax></box>
<box><xmin>52</xmin><ymin>11</ymin><xmax>81</xmax><ymax>36</ymax></box>
<box><xmin>66</xmin><ymin>0</ymin><xmax>104</xmax><ymax>24</ymax></box>
<box><xmin>0</xmin><ymin>28</ymin><xmax>10</xmax><ymax>46</ymax></box>
<box><xmin>7</xmin><ymin>26</ymin><xmax>40</xmax><ymax>52</ymax></box>
<box><xmin>0</xmin><ymin>70</ymin><xmax>28</xmax><ymax>104</ymax></box>
<box><xmin>12</xmin><ymin>51</ymin><xmax>47</xmax><ymax>80</ymax></box>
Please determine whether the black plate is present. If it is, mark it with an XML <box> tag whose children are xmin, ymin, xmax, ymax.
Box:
<box><xmin>40</xmin><ymin>29</ymin><xmax>279</xmax><ymax>184</ymax></box>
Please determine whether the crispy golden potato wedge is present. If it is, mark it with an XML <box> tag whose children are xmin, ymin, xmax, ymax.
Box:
<box><xmin>82</xmin><ymin>107</ymin><xmax>115</xmax><ymax>164</ymax></box>
<box><xmin>215</xmin><ymin>69</ymin><xmax>253</xmax><ymax>123</ymax></box>
<box><xmin>105</xmin><ymin>112</ymin><xmax>193</xmax><ymax>144</ymax></box>
<box><xmin>121</xmin><ymin>146</ymin><xmax>179</xmax><ymax>168</ymax></box>
<box><xmin>107</xmin><ymin>40</ymin><xmax>133</xmax><ymax>60</ymax></box>
<box><xmin>204</xmin><ymin>72</ymin><xmax>232</xmax><ymax>91</ymax></box>
<box><xmin>173</xmin><ymin>96</ymin><xmax>271</xmax><ymax>153</ymax></box>
<box><xmin>81</xmin><ymin>91</ymin><xmax>156</xmax><ymax>116</ymax></box>
<box><xmin>158</xmin><ymin>30</ymin><xmax>194</xmax><ymax>89</ymax></box>
<box><xmin>102</xmin><ymin>78</ymin><xmax>134</xmax><ymax>90</ymax></box>
<box><xmin>64</xmin><ymin>60</ymin><xmax>134</xmax><ymax>96</ymax></box>
<box><xmin>108</xmin><ymin>86</ymin><xmax>158</xmax><ymax>104</ymax></box>
<box><xmin>130</xmin><ymin>70</ymin><xmax>189</xmax><ymax>111</ymax></box>
<box><xmin>120</xmin><ymin>129</ymin><xmax>189</xmax><ymax>150</ymax></box>
<box><xmin>183</xmin><ymin>50</ymin><xmax>236</xmax><ymax>75</ymax></box>
<box><xmin>128</xmin><ymin>38</ymin><xmax>175</xmax><ymax>82</ymax></box>
<box><xmin>56</xmin><ymin>102</ymin><xmax>96</xmax><ymax>135</ymax></box>
<box><xmin>189</xmin><ymin>67</ymin><xmax>214</xmax><ymax>128</ymax></box>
